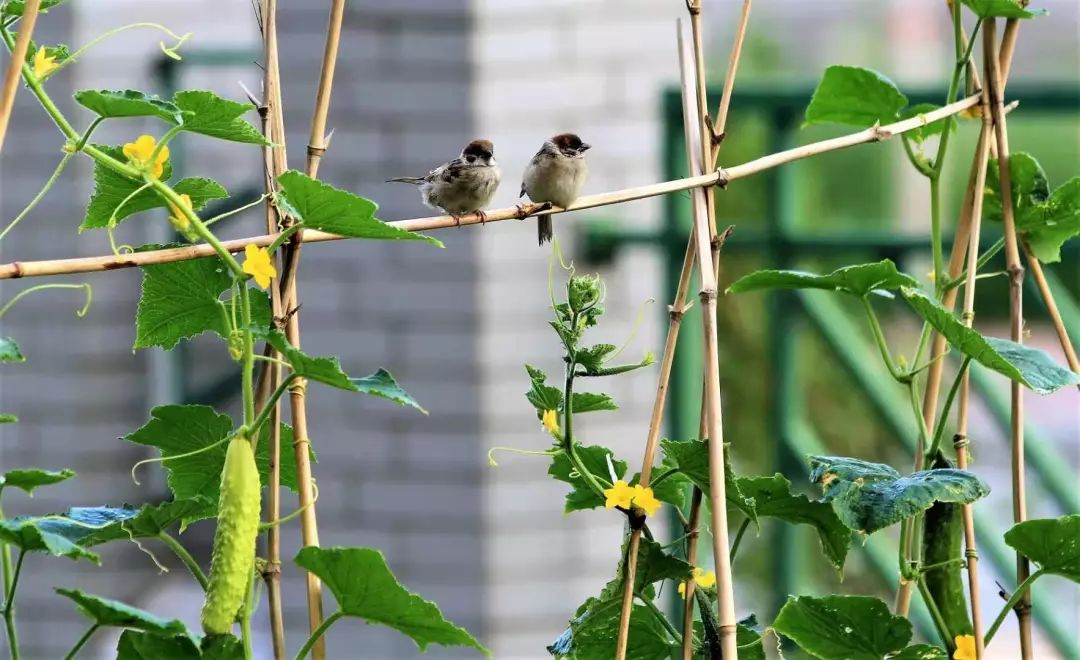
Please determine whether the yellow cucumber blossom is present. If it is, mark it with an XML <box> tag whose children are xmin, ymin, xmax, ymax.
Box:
<box><xmin>541</xmin><ymin>409</ymin><xmax>559</xmax><ymax>435</ymax></box>
<box><xmin>677</xmin><ymin>567</ymin><xmax>717</xmax><ymax>598</ymax></box>
<box><xmin>123</xmin><ymin>134</ymin><xmax>170</xmax><ymax>179</ymax></box>
<box><xmin>167</xmin><ymin>194</ymin><xmax>193</xmax><ymax>231</ymax></box>
<box><xmin>603</xmin><ymin>480</ymin><xmax>634</xmax><ymax>510</ymax></box>
<box><xmin>952</xmin><ymin>635</ymin><xmax>976</xmax><ymax>660</ymax></box>
<box><xmin>242</xmin><ymin>244</ymin><xmax>276</xmax><ymax>289</ymax></box>
<box><xmin>631</xmin><ymin>484</ymin><xmax>661</xmax><ymax>517</ymax></box>
<box><xmin>33</xmin><ymin>46</ymin><xmax>59</xmax><ymax>79</ymax></box>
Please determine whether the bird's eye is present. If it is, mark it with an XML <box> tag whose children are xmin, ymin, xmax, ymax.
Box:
<box><xmin>466</xmin><ymin>155</ymin><xmax>476</xmax><ymax>163</ymax></box>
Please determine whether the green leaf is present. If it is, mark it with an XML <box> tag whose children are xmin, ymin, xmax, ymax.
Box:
<box><xmin>126</xmin><ymin>405</ymin><xmax>305</xmax><ymax>523</ymax></box>
<box><xmin>804</xmin><ymin>65</ymin><xmax>907</xmax><ymax>128</ymax></box>
<box><xmin>200</xmin><ymin>634</ymin><xmax>244</xmax><ymax>660</ymax></box>
<box><xmin>1</xmin><ymin>0</ymin><xmax>65</xmax><ymax>16</ymax></box>
<box><xmin>277</xmin><ymin>170</ymin><xmax>439</xmax><ymax>245</ymax></box>
<box><xmin>116</xmin><ymin>630</ymin><xmax>200</xmax><ymax>660</ymax></box>
<box><xmin>576</xmin><ymin>343</ymin><xmax>616</xmax><ymax>374</ymax></box>
<box><xmin>74</xmin><ymin>89</ymin><xmax>182</xmax><ymax>123</ymax></box>
<box><xmin>902</xmin><ymin>288</ymin><xmax>1080</xmax><ymax>393</ymax></box>
<box><xmin>660</xmin><ymin>438</ymin><xmax>756</xmax><ymax>523</ymax></box>
<box><xmin>350</xmin><ymin>368</ymin><xmax>428</xmax><ymax>413</ymax></box>
<box><xmin>295</xmin><ymin>546</ymin><xmax>488</xmax><ymax>655</ymax></box>
<box><xmin>1022</xmin><ymin>177</ymin><xmax>1080</xmax><ymax>263</ymax></box>
<box><xmin>0</xmin><ymin>517</ymin><xmax>98</xmax><ymax>562</ymax></box>
<box><xmin>961</xmin><ymin>0</ymin><xmax>1047</xmax><ymax>19</ymax></box>
<box><xmin>899</xmin><ymin>103</ymin><xmax>952</xmax><ymax>144</ymax></box>
<box><xmin>1003</xmin><ymin>514</ymin><xmax>1080</xmax><ymax>582</ymax></box>
<box><xmin>889</xmin><ymin>644</ymin><xmax>949</xmax><ymax>659</ymax></box>
<box><xmin>56</xmin><ymin>588</ymin><xmax>187</xmax><ymax>635</ymax></box>
<box><xmin>735</xmin><ymin>474</ymin><xmax>852</xmax><ymax>573</ymax></box>
<box><xmin>169</xmin><ymin>90</ymin><xmax>270</xmax><ymax>145</ymax></box>
<box><xmin>570</xmin><ymin>392</ymin><xmax>617</xmax><ymax>413</ymax></box>
<box><xmin>261</xmin><ymin>331</ymin><xmax>424</xmax><ymax>412</ymax></box>
<box><xmin>549</xmin><ymin>445</ymin><xmax>626</xmax><ymax>513</ymax></box>
<box><xmin>0</xmin><ymin>337</ymin><xmax>25</xmax><ymax>363</ymax></box>
<box><xmin>0</xmin><ymin>468</ymin><xmax>75</xmax><ymax>495</ymax></box>
<box><xmin>525</xmin><ymin>364</ymin><xmax>563</xmax><ymax>412</ymax></box>
<box><xmin>773</xmin><ymin>595</ymin><xmax>912</xmax><ymax>660</ymax></box>
<box><xmin>55</xmin><ymin>499</ymin><xmax>212</xmax><ymax>546</ymax></box>
<box><xmin>0</xmin><ymin>414</ymin><xmax>17</xmax><ymax>424</ymax></box>
<box><xmin>728</xmin><ymin>259</ymin><xmax>917</xmax><ymax>297</ymax></box>
<box><xmin>81</xmin><ymin>144</ymin><xmax>172</xmax><ymax>232</ymax></box>
<box><xmin>809</xmin><ymin>455</ymin><xmax>989</xmax><ymax>534</ymax></box>
<box><xmin>134</xmin><ymin>257</ymin><xmax>230</xmax><ymax>350</ymax></box>
<box><xmin>985</xmin><ymin>153</ymin><xmax>1050</xmax><ymax>229</ymax></box>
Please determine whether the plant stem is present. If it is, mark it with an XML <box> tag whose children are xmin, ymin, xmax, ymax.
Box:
<box><xmin>204</xmin><ymin>194</ymin><xmax>269</xmax><ymax>229</ymax></box>
<box><xmin>294</xmin><ymin>611</ymin><xmax>343</xmax><ymax>660</ymax></box>
<box><xmin>861</xmin><ymin>297</ymin><xmax>902</xmax><ymax>381</ymax></box>
<box><xmin>63</xmin><ymin>624</ymin><xmax>98</xmax><ymax>660</ymax></box>
<box><xmin>680</xmin><ymin>487</ymin><xmax>703</xmax><ymax>660</ymax></box>
<box><xmin>917</xmin><ymin>576</ymin><xmax>955</xmax><ymax>649</ymax></box>
<box><xmin>238</xmin><ymin>284</ymin><xmax>256</xmax><ymax>426</ymax></box>
<box><xmin>266</xmin><ymin>223</ymin><xmax>304</xmax><ymax>255</ymax></box>
<box><xmin>3</xmin><ymin>550</ymin><xmax>25</xmax><ymax>660</ymax></box>
<box><xmin>926</xmin><ymin>357</ymin><xmax>972</xmax><ymax>460</ymax></box>
<box><xmin>984</xmin><ymin>569</ymin><xmax>1044</xmax><ymax>647</ymax></box>
<box><xmin>0</xmin><ymin>152</ymin><xmax>74</xmax><ymax>242</ymax></box>
<box><xmin>158</xmin><ymin>532</ymin><xmax>208</xmax><ymax>591</ymax></box>
<box><xmin>728</xmin><ymin>517</ymin><xmax>752</xmax><ymax>565</ymax></box>
<box><xmin>930</xmin><ymin>176</ymin><xmax>945</xmax><ymax>294</ymax></box>
<box><xmin>637</xmin><ymin>591</ymin><xmax>682</xmax><ymax>644</ymax></box>
<box><xmin>251</xmin><ymin>373</ymin><xmax>298</xmax><ymax>435</ymax></box>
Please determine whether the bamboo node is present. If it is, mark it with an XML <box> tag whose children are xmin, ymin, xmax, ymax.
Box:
<box><xmin>952</xmin><ymin>433</ymin><xmax>970</xmax><ymax>449</ymax></box>
<box><xmin>715</xmin><ymin>167</ymin><xmax>730</xmax><ymax>189</ymax></box>
<box><xmin>288</xmin><ymin>377</ymin><xmax>308</xmax><ymax>395</ymax></box>
<box><xmin>307</xmin><ymin>144</ymin><xmax>327</xmax><ymax>158</ymax></box>
<box><xmin>961</xmin><ymin>311</ymin><xmax>975</xmax><ymax>322</ymax></box>
<box><xmin>965</xmin><ymin>549</ymin><xmax>979</xmax><ymax>560</ymax></box>
<box><xmin>698</xmin><ymin>288</ymin><xmax>718</xmax><ymax>303</ymax></box>
<box><xmin>870</xmin><ymin>123</ymin><xmax>893</xmax><ymax>141</ymax></box>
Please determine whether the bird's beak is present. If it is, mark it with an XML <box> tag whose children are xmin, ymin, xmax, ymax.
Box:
<box><xmin>580</xmin><ymin>143</ymin><xmax>591</xmax><ymax>152</ymax></box>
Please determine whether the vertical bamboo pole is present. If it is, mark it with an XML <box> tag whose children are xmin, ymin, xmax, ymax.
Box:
<box><xmin>982</xmin><ymin>19</ymin><xmax>1032</xmax><ymax>659</ymax></box>
<box><xmin>0</xmin><ymin>0</ymin><xmax>41</xmax><ymax>152</ymax></box>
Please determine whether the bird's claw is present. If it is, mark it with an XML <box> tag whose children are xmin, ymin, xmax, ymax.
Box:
<box><xmin>475</xmin><ymin>210</ymin><xmax>488</xmax><ymax>225</ymax></box>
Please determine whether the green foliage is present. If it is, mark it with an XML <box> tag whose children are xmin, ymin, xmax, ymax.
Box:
<box><xmin>0</xmin><ymin>0</ymin><xmax>66</xmax><ymax>16</ymax></box>
<box><xmin>277</xmin><ymin>171</ymin><xmax>440</xmax><ymax>245</ymax></box>
<box><xmin>773</xmin><ymin>595</ymin><xmax>914</xmax><ymax>659</ymax></box>
<box><xmin>44</xmin><ymin>499</ymin><xmax>211</xmax><ymax>546</ymax></box>
<box><xmin>549</xmin><ymin>445</ymin><xmax>625</xmax><ymax>513</ymax></box>
<box><xmin>728</xmin><ymin>259</ymin><xmax>918</xmax><ymax>297</ymax></box>
<box><xmin>0</xmin><ymin>337</ymin><xmax>25</xmax><ymax>362</ymax></box>
<box><xmin>985</xmin><ymin>153</ymin><xmax>1080</xmax><ymax>263</ymax></box>
<box><xmin>80</xmin><ymin>143</ymin><xmax>227</xmax><ymax>231</ymax></box>
<box><xmin>809</xmin><ymin>456</ymin><xmax>988</xmax><ymax>534</ymax></box>
<box><xmin>735</xmin><ymin>474</ymin><xmax>852</xmax><ymax>572</ymax></box>
<box><xmin>888</xmin><ymin>645</ymin><xmax>949</xmax><ymax>659</ymax></box>
<box><xmin>921</xmin><ymin>454</ymin><xmax>973</xmax><ymax>642</ymax></box>
<box><xmin>261</xmin><ymin>330</ymin><xmax>425</xmax><ymax>411</ymax></box>
<box><xmin>125</xmin><ymin>405</ymin><xmax>304</xmax><ymax>523</ymax></box>
<box><xmin>1003</xmin><ymin>515</ymin><xmax>1080</xmax><ymax>582</ymax></box>
<box><xmin>660</xmin><ymin>438</ymin><xmax>757</xmax><ymax>522</ymax></box>
<box><xmin>525</xmin><ymin>364</ymin><xmax>563</xmax><ymax>412</ymax></box>
<box><xmin>0</xmin><ymin>414</ymin><xmax>17</xmax><ymax>424</ymax></box>
<box><xmin>169</xmin><ymin>90</ymin><xmax>270</xmax><ymax>145</ymax></box>
<box><xmin>115</xmin><ymin>630</ymin><xmax>243</xmax><ymax>659</ymax></box>
<box><xmin>295</xmin><ymin>546</ymin><xmax>489</xmax><ymax>655</ymax></box>
<box><xmin>0</xmin><ymin>467</ymin><xmax>74</xmax><ymax>494</ymax></box>
<box><xmin>902</xmin><ymin>288</ymin><xmax>1080</xmax><ymax>393</ymax></box>
<box><xmin>134</xmin><ymin>258</ymin><xmax>267</xmax><ymax>350</ymax></box>
<box><xmin>74</xmin><ymin>89</ymin><xmax>182</xmax><ymax>123</ymax></box>
<box><xmin>961</xmin><ymin>0</ymin><xmax>1046</xmax><ymax>19</ymax></box>
<box><xmin>0</xmin><ymin>516</ymin><xmax>98</xmax><ymax>562</ymax></box>
<box><xmin>570</xmin><ymin>391</ymin><xmax>618</xmax><ymax>413</ymax></box>
<box><xmin>804</xmin><ymin>66</ymin><xmax>908</xmax><ymax>128</ymax></box>
<box><xmin>56</xmin><ymin>588</ymin><xmax>187</xmax><ymax>635</ymax></box>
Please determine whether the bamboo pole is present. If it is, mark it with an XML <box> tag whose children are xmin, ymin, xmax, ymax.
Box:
<box><xmin>256</xmin><ymin>0</ymin><xmax>288</xmax><ymax>655</ymax></box>
<box><xmin>983</xmin><ymin>19</ymin><xmax>1032</xmax><ymax>659</ymax></box>
<box><xmin>677</xmin><ymin>21</ymin><xmax>737</xmax><ymax>658</ymax></box>
<box><xmin>0</xmin><ymin>92</ymin><xmax>982</xmax><ymax>281</ymax></box>
<box><xmin>1023</xmin><ymin>244</ymin><xmax>1080</xmax><ymax>386</ymax></box>
<box><xmin>0</xmin><ymin>0</ymin><xmax>41</xmax><ymax>152</ymax></box>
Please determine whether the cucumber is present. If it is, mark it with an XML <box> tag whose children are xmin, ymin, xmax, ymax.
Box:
<box><xmin>201</xmin><ymin>434</ymin><xmax>261</xmax><ymax>635</ymax></box>
<box><xmin>922</xmin><ymin>452</ymin><xmax>972</xmax><ymax>648</ymax></box>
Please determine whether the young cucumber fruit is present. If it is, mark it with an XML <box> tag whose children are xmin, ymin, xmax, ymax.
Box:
<box><xmin>922</xmin><ymin>452</ymin><xmax>973</xmax><ymax>649</ymax></box>
<box><xmin>201</xmin><ymin>434</ymin><xmax>261</xmax><ymax>635</ymax></box>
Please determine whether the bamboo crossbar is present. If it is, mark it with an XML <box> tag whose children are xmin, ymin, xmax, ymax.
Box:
<box><xmin>0</xmin><ymin>93</ymin><xmax>980</xmax><ymax>280</ymax></box>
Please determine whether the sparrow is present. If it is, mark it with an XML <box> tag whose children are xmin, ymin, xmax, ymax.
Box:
<box><xmin>520</xmin><ymin>133</ymin><xmax>590</xmax><ymax>245</ymax></box>
<box><xmin>387</xmin><ymin>139</ymin><xmax>501</xmax><ymax>225</ymax></box>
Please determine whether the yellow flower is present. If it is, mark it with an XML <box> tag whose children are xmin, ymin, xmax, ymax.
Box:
<box><xmin>603</xmin><ymin>480</ymin><xmax>634</xmax><ymax>510</ymax></box>
<box><xmin>167</xmin><ymin>194</ymin><xmax>192</xmax><ymax>232</ymax></box>
<box><xmin>953</xmin><ymin>635</ymin><xmax>976</xmax><ymax>660</ymax></box>
<box><xmin>677</xmin><ymin>567</ymin><xmax>717</xmax><ymax>598</ymax></box>
<box><xmin>541</xmin><ymin>409</ymin><xmax>558</xmax><ymax>434</ymax></box>
<box><xmin>33</xmin><ymin>46</ymin><xmax>58</xmax><ymax>79</ymax></box>
<box><xmin>122</xmin><ymin>134</ymin><xmax>170</xmax><ymax>179</ymax></box>
<box><xmin>631</xmin><ymin>484</ymin><xmax>661</xmax><ymax>517</ymax></box>
<box><xmin>242</xmin><ymin>244</ymin><xmax>276</xmax><ymax>288</ymax></box>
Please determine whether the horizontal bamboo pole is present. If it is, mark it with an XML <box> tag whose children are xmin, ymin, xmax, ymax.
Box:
<box><xmin>0</xmin><ymin>93</ymin><xmax>981</xmax><ymax>280</ymax></box>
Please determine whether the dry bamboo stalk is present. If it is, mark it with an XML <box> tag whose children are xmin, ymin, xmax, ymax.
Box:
<box><xmin>0</xmin><ymin>92</ymin><xmax>982</xmax><ymax>281</ymax></box>
<box><xmin>256</xmin><ymin>0</ymin><xmax>288</xmax><ymax>655</ymax></box>
<box><xmin>983</xmin><ymin>20</ymin><xmax>1033</xmax><ymax>659</ymax></box>
<box><xmin>677</xmin><ymin>21</ymin><xmax>738</xmax><ymax>658</ymax></box>
<box><xmin>956</xmin><ymin>114</ymin><xmax>995</xmax><ymax>660</ymax></box>
<box><xmin>1023</xmin><ymin>243</ymin><xmax>1080</xmax><ymax>386</ymax></box>
<box><xmin>680</xmin><ymin>487</ymin><xmax>704</xmax><ymax>660</ymax></box>
<box><xmin>708</xmin><ymin>0</ymin><xmax>752</xmax><ymax>163</ymax></box>
<box><xmin>0</xmin><ymin>0</ymin><xmax>41</xmax><ymax>152</ymax></box>
<box><xmin>276</xmin><ymin>1</ymin><xmax>347</xmax><ymax>656</ymax></box>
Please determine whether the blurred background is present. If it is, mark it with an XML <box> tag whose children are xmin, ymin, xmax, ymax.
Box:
<box><xmin>0</xmin><ymin>0</ymin><xmax>1077</xmax><ymax>658</ymax></box>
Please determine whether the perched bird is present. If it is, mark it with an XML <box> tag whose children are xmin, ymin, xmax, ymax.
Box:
<box><xmin>387</xmin><ymin>139</ymin><xmax>501</xmax><ymax>225</ymax></box>
<box><xmin>520</xmin><ymin>133</ymin><xmax>590</xmax><ymax>245</ymax></box>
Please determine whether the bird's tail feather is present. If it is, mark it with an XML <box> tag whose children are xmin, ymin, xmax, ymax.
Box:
<box><xmin>537</xmin><ymin>216</ymin><xmax>553</xmax><ymax>245</ymax></box>
<box><xmin>386</xmin><ymin>176</ymin><xmax>425</xmax><ymax>184</ymax></box>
